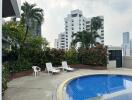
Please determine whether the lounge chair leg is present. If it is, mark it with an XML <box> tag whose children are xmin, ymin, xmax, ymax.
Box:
<box><xmin>35</xmin><ymin>72</ymin><xmax>37</xmax><ymax>77</ymax></box>
<box><xmin>48</xmin><ymin>71</ymin><xmax>49</xmax><ymax>74</ymax></box>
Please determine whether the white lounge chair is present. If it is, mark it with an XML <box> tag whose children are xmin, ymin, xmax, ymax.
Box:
<box><xmin>46</xmin><ymin>62</ymin><xmax>60</xmax><ymax>74</ymax></box>
<box><xmin>32</xmin><ymin>66</ymin><xmax>41</xmax><ymax>77</ymax></box>
<box><xmin>62</xmin><ymin>61</ymin><xmax>74</xmax><ymax>71</ymax></box>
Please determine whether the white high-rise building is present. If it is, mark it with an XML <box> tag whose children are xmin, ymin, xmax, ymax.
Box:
<box><xmin>122</xmin><ymin>32</ymin><xmax>130</xmax><ymax>56</ymax></box>
<box><xmin>54</xmin><ymin>9</ymin><xmax>104</xmax><ymax>49</ymax></box>
<box><xmin>54</xmin><ymin>32</ymin><xmax>66</xmax><ymax>49</ymax></box>
<box><xmin>64</xmin><ymin>9</ymin><xmax>87</xmax><ymax>49</ymax></box>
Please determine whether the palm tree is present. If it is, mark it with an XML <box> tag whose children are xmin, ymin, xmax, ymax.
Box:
<box><xmin>21</xmin><ymin>2</ymin><xmax>44</xmax><ymax>45</ymax></box>
<box><xmin>90</xmin><ymin>17</ymin><xmax>102</xmax><ymax>46</ymax></box>
<box><xmin>71</xmin><ymin>17</ymin><xmax>102</xmax><ymax>48</ymax></box>
<box><xmin>71</xmin><ymin>31</ymin><xmax>92</xmax><ymax>49</ymax></box>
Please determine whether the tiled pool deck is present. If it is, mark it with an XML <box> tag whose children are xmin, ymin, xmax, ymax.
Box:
<box><xmin>3</xmin><ymin>68</ymin><xmax>132</xmax><ymax>100</ymax></box>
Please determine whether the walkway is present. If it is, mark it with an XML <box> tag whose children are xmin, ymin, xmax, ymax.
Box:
<box><xmin>3</xmin><ymin>68</ymin><xmax>132</xmax><ymax>100</ymax></box>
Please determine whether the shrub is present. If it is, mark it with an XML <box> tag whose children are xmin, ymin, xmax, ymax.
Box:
<box><xmin>78</xmin><ymin>44</ymin><xmax>107</xmax><ymax>66</ymax></box>
<box><xmin>49</xmin><ymin>49</ymin><xmax>65</xmax><ymax>66</ymax></box>
<box><xmin>28</xmin><ymin>49</ymin><xmax>50</xmax><ymax>70</ymax></box>
<box><xmin>11</xmin><ymin>58</ymin><xmax>32</xmax><ymax>73</ymax></box>
<box><xmin>64</xmin><ymin>49</ymin><xmax>79</xmax><ymax>64</ymax></box>
<box><xmin>2</xmin><ymin>62</ymin><xmax>9</xmax><ymax>94</ymax></box>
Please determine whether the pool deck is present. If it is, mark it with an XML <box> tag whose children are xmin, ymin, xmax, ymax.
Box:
<box><xmin>3</xmin><ymin>68</ymin><xmax>132</xmax><ymax>100</ymax></box>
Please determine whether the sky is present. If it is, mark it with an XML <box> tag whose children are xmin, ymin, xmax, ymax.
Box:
<box><xmin>21</xmin><ymin>0</ymin><xmax>132</xmax><ymax>47</ymax></box>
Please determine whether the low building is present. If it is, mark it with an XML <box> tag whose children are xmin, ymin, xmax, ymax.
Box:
<box><xmin>107</xmin><ymin>46</ymin><xmax>122</xmax><ymax>68</ymax></box>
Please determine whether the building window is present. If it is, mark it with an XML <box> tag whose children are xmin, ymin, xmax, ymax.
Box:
<box><xmin>71</xmin><ymin>14</ymin><xmax>77</xmax><ymax>17</ymax></box>
<box><xmin>65</xmin><ymin>21</ymin><xmax>67</xmax><ymax>23</ymax></box>
<box><xmin>79</xmin><ymin>14</ymin><xmax>82</xmax><ymax>17</ymax></box>
<box><xmin>72</xmin><ymin>24</ymin><xmax>74</xmax><ymax>26</ymax></box>
<box><xmin>86</xmin><ymin>21</ymin><xmax>90</xmax><ymax>24</ymax></box>
<box><xmin>72</xmin><ymin>19</ymin><xmax>74</xmax><ymax>22</ymax></box>
<box><xmin>101</xmin><ymin>37</ymin><xmax>104</xmax><ymax>39</ymax></box>
<box><xmin>72</xmin><ymin>27</ymin><xmax>74</xmax><ymax>30</ymax></box>
<box><xmin>66</xmin><ymin>32</ymin><xmax>68</xmax><ymax>34</ymax></box>
<box><xmin>61</xmin><ymin>38</ymin><xmax>65</xmax><ymax>39</ymax></box>
<box><xmin>86</xmin><ymin>25</ymin><xmax>90</xmax><ymax>27</ymax></box>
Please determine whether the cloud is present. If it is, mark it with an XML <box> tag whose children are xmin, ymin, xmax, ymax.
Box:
<box><xmin>21</xmin><ymin>0</ymin><xmax>132</xmax><ymax>47</ymax></box>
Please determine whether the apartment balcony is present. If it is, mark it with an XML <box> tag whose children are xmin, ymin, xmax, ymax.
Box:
<box><xmin>2</xmin><ymin>0</ymin><xmax>21</xmax><ymax>18</ymax></box>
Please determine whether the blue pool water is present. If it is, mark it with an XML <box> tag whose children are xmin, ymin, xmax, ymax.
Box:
<box><xmin>66</xmin><ymin>74</ymin><xmax>132</xmax><ymax>100</ymax></box>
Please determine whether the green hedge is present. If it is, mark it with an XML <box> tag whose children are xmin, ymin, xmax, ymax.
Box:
<box><xmin>2</xmin><ymin>62</ymin><xmax>9</xmax><ymax>94</ymax></box>
<box><xmin>4</xmin><ymin>45</ymin><xmax>107</xmax><ymax>73</ymax></box>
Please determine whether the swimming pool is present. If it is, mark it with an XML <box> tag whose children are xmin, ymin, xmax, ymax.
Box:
<box><xmin>66</xmin><ymin>74</ymin><xmax>132</xmax><ymax>100</ymax></box>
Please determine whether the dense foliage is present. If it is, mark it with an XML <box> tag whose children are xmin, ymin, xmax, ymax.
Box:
<box><xmin>2</xmin><ymin>63</ymin><xmax>9</xmax><ymax>94</ymax></box>
<box><xmin>78</xmin><ymin>44</ymin><xmax>107</xmax><ymax>66</ymax></box>
<box><xmin>64</xmin><ymin>48</ymin><xmax>79</xmax><ymax>64</ymax></box>
<box><xmin>4</xmin><ymin>44</ymin><xmax>107</xmax><ymax>73</ymax></box>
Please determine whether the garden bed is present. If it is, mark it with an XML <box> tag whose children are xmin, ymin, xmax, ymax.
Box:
<box><xmin>9</xmin><ymin>70</ymin><xmax>33</xmax><ymax>81</ymax></box>
<box><xmin>9</xmin><ymin>65</ymin><xmax>106</xmax><ymax>80</ymax></box>
<box><xmin>70</xmin><ymin>64</ymin><xmax>107</xmax><ymax>70</ymax></box>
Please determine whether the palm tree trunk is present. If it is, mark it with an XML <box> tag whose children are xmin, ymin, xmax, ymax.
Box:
<box><xmin>23</xmin><ymin>25</ymin><xmax>29</xmax><ymax>45</ymax></box>
<box><xmin>18</xmin><ymin>26</ymin><xmax>29</xmax><ymax>60</ymax></box>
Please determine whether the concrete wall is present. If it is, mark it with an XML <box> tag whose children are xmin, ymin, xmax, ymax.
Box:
<box><xmin>123</xmin><ymin>56</ymin><xmax>132</xmax><ymax>69</ymax></box>
<box><xmin>107</xmin><ymin>60</ymin><xmax>116</xmax><ymax>69</ymax></box>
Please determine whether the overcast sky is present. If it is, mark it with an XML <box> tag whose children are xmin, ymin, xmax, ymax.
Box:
<box><xmin>21</xmin><ymin>0</ymin><xmax>132</xmax><ymax>47</ymax></box>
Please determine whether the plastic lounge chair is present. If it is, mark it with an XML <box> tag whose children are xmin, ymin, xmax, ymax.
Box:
<box><xmin>32</xmin><ymin>66</ymin><xmax>41</xmax><ymax>77</ymax></box>
<box><xmin>46</xmin><ymin>62</ymin><xmax>60</xmax><ymax>74</ymax></box>
<box><xmin>62</xmin><ymin>61</ymin><xmax>74</xmax><ymax>71</ymax></box>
